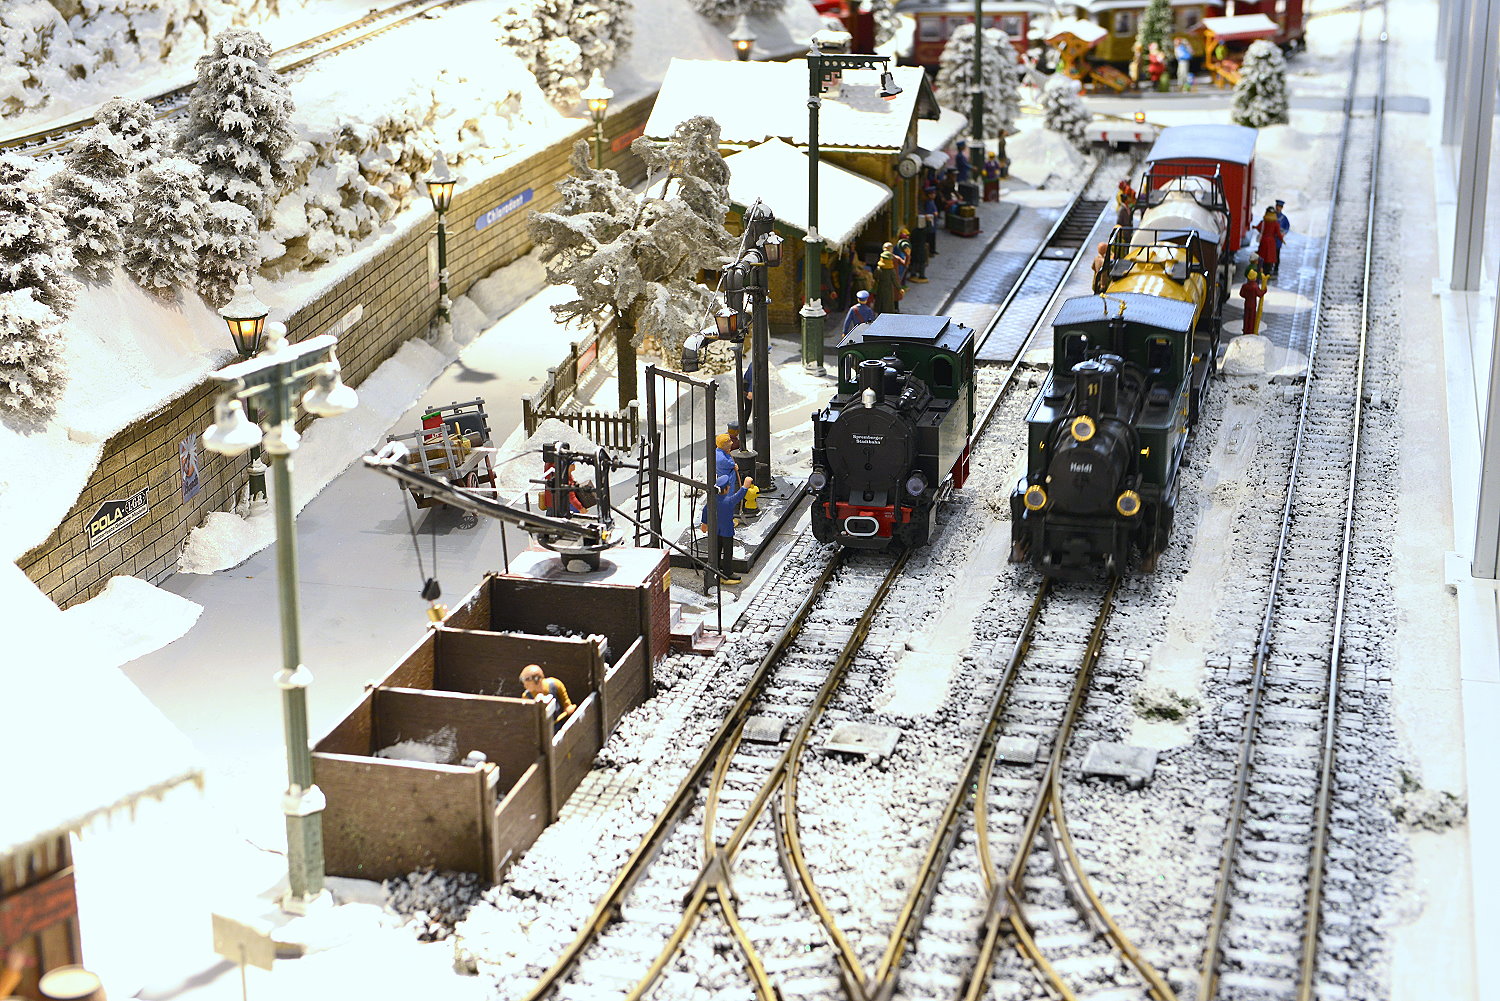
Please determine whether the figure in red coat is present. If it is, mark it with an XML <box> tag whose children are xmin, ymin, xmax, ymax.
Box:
<box><xmin>1239</xmin><ymin>268</ymin><xmax>1266</xmax><ymax>336</ymax></box>
<box><xmin>1254</xmin><ymin>205</ymin><xmax>1282</xmax><ymax>277</ymax></box>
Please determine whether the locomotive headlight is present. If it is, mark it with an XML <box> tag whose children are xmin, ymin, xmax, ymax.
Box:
<box><xmin>1070</xmin><ymin>415</ymin><xmax>1096</xmax><ymax>442</ymax></box>
<box><xmin>1023</xmin><ymin>484</ymin><xmax>1048</xmax><ymax>511</ymax></box>
<box><xmin>1116</xmin><ymin>490</ymin><xmax>1142</xmax><ymax>517</ymax></box>
<box><xmin>809</xmin><ymin>467</ymin><xmax>829</xmax><ymax>491</ymax></box>
<box><xmin>904</xmin><ymin>471</ymin><xmax>928</xmax><ymax>497</ymax></box>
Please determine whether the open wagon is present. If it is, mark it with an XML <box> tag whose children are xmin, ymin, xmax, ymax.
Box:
<box><xmin>385</xmin><ymin>399</ymin><xmax>497</xmax><ymax>509</ymax></box>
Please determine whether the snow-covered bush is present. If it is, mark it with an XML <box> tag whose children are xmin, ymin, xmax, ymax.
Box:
<box><xmin>96</xmin><ymin>97</ymin><xmax>174</xmax><ymax>172</ymax></box>
<box><xmin>496</xmin><ymin>0</ymin><xmax>632</xmax><ymax>107</ymax></box>
<box><xmin>934</xmin><ymin>24</ymin><xmax>1022</xmax><ymax>142</ymax></box>
<box><xmin>177</xmin><ymin>29</ymin><xmax>297</xmax><ymax>224</ymax></box>
<box><xmin>869</xmin><ymin>0</ymin><xmax>899</xmax><ymax>46</ymax></box>
<box><xmin>0</xmin><ymin>154</ymin><xmax>76</xmax><ymax>414</ymax></box>
<box><xmin>1040</xmin><ymin>75</ymin><xmax>1090</xmax><ymax>150</ymax></box>
<box><xmin>530</xmin><ymin>117</ymin><xmax>734</xmax><ymax>407</ymax></box>
<box><xmin>1232</xmin><ymin>40</ymin><xmax>1290</xmax><ymax>128</ymax></box>
<box><xmin>45</xmin><ymin>127</ymin><xmax>133</xmax><ymax>282</ymax></box>
<box><xmin>197</xmin><ymin>201</ymin><xmax>259</xmax><ymax>308</ymax></box>
<box><xmin>124</xmin><ymin>157</ymin><xmax>208</xmax><ymax>301</ymax></box>
<box><xmin>690</xmin><ymin>0</ymin><xmax>786</xmax><ymax>20</ymax></box>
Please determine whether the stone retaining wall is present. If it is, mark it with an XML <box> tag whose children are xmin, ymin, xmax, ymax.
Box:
<box><xmin>19</xmin><ymin>95</ymin><xmax>653</xmax><ymax>608</ymax></box>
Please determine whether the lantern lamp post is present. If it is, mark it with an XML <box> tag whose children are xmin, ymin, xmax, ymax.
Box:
<box><xmin>220</xmin><ymin>279</ymin><xmax>271</xmax><ymax>509</ymax></box>
<box><xmin>200</xmin><ymin>323</ymin><xmax>358</xmax><ymax>914</ymax></box>
<box><xmin>582</xmin><ymin>70</ymin><xmax>614</xmax><ymax>169</ymax></box>
<box><xmin>729</xmin><ymin>14</ymin><xmax>757</xmax><ymax>60</ymax></box>
<box><xmin>803</xmin><ymin>46</ymin><xmax>901</xmax><ymax>374</ymax></box>
<box><xmin>425</xmin><ymin>152</ymin><xmax>457</xmax><ymax>334</ymax></box>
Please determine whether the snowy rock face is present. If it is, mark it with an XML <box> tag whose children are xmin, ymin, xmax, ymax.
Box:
<box><xmin>0</xmin><ymin>0</ymin><xmax>276</xmax><ymax>121</ymax></box>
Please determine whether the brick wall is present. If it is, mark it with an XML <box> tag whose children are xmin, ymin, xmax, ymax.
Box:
<box><xmin>18</xmin><ymin>95</ymin><xmax>654</xmax><ymax>608</ymax></box>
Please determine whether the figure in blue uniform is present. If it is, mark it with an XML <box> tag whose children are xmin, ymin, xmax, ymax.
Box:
<box><xmin>700</xmin><ymin>474</ymin><xmax>753</xmax><ymax>585</ymax></box>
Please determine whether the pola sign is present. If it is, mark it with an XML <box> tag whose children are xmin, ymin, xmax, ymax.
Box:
<box><xmin>86</xmin><ymin>488</ymin><xmax>149</xmax><ymax>549</ymax></box>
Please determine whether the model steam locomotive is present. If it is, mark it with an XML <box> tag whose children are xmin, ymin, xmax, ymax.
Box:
<box><xmin>810</xmin><ymin>313</ymin><xmax>976</xmax><ymax>549</ymax></box>
<box><xmin>1010</xmin><ymin>124</ymin><xmax>1258</xmax><ymax>577</ymax></box>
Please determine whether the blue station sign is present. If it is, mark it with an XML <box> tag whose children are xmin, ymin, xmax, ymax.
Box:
<box><xmin>474</xmin><ymin>188</ymin><xmax>533</xmax><ymax>232</ymax></box>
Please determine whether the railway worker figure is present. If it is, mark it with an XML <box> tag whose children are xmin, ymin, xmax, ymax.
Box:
<box><xmin>876</xmin><ymin>247</ymin><xmax>901</xmax><ymax>314</ymax></box>
<box><xmin>701</xmin><ymin>474</ymin><xmax>754</xmax><ymax>586</ymax></box>
<box><xmin>520</xmin><ymin>664</ymin><xmax>575</xmax><ymax>723</ymax></box>
<box><xmin>909</xmin><ymin>217</ymin><xmax>930</xmax><ymax>283</ymax></box>
<box><xmin>715</xmin><ymin>433</ymin><xmax>740</xmax><ymax>485</ymax></box>
<box><xmin>954</xmin><ymin>140</ymin><xmax>971</xmax><ymax>183</ymax></box>
<box><xmin>1174</xmin><ymin>36</ymin><xmax>1193</xmax><ymax>91</ymax></box>
<box><xmin>1239</xmin><ymin>268</ymin><xmax>1267</xmax><ymax>336</ymax></box>
<box><xmin>921</xmin><ymin>188</ymin><xmax>941</xmax><ymax>256</ymax></box>
<box><xmin>981</xmin><ymin>152</ymin><xmax>1003</xmax><ymax>202</ymax></box>
<box><xmin>1275</xmin><ymin>198</ymin><xmax>1291</xmax><ymax>235</ymax></box>
<box><xmin>844</xmin><ymin>290</ymin><xmax>876</xmax><ymax>334</ymax></box>
<box><xmin>542</xmin><ymin>457</ymin><xmax>586</xmax><ymax>514</ymax></box>
<box><xmin>1254</xmin><ymin>205</ymin><xmax>1282</xmax><ymax>278</ymax></box>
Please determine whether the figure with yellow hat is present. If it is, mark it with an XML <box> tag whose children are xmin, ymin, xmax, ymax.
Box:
<box><xmin>1239</xmin><ymin>267</ymin><xmax>1266</xmax><ymax>336</ymax></box>
<box><xmin>876</xmin><ymin>245</ymin><xmax>900</xmax><ymax>314</ymax></box>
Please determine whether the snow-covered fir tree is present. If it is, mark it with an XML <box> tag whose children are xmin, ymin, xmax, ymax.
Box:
<box><xmin>529</xmin><ymin>117</ymin><xmax>734</xmax><ymax>408</ymax></box>
<box><xmin>124</xmin><ymin>157</ymin><xmax>209</xmax><ymax>302</ymax></box>
<box><xmin>0</xmin><ymin>155</ymin><xmax>78</xmax><ymax>416</ymax></box>
<box><xmin>688</xmin><ymin>0</ymin><xmax>786</xmax><ymax>23</ymax></box>
<box><xmin>1232</xmin><ymin>40</ymin><xmax>1290</xmax><ymax>127</ymax></box>
<box><xmin>869</xmin><ymin>0</ymin><xmax>900</xmax><ymax>46</ymax></box>
<box><xmin>197</xmin><ymin>202</ymin><xmax>260</xmax><ymax>308</ymax></box>
<box><xmin>1040</xmin><ymin>75</ymin><xmax>1090</xmax><ymax>150</ymax></box>
<box><xmin>496</xmin><ymin>0</ymin><xmax>632</xmax><ymax>108</ymax></box>
<box><xmin>95</xmin><ymin>97</ymin><xmax>172</xmax><ymax>173</ymax></box>
<box><xmin>934</xmin><ymin>24</ymin><xmax>1022</xmax><ymax>142</ymax></box>
<box><xmin>176</xmin><ymin>29</ymin><xmax>296</xmax><ymax>224</ymax></box>
<box><xmin>1135</xmin><ymin>0</ymin><xmax>1175</xmax><ymax>71</ymax></box>
<box><xmin>45</xmin><ymin>127</ymin><xmax>134</xmax><ymax>283</ymax></box>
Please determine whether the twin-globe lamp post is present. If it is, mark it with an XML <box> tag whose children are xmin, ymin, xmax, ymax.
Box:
<box><xmin>719</xmin><ymin>201</ymin><xmax>782</xmax><ymax>489</ymax></box>
<box><xmin>581</xmin><ymin>69</ymin><xmax>614</xmax><ymax>169</ymax></box>
<box><xmin>803</xmin><ymin>46</ymin><xmax>902</xmax><ymax>374</ymax></box>
<box><xmin>425</xmin><ymin>152</ymin><xmax>457</xmax><ymax>333</ymax></box>
<box><xmin>201</xmin><ymin>307</ymin><xmax>359</xmax><ymax>913</ymax></box>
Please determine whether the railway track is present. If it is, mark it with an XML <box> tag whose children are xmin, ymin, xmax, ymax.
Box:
<box><xmin>1196</xmin><ymin>4</ymin><xmax>1389</xmax><ymax>999</ymax></box>
<box><xmin>0</xmin><ymin>0</ymin><xmax>466</xmax><ymax>158</ymax></box>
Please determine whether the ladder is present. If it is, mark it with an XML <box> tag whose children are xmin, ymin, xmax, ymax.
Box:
<box><xmin>631</xmin><ymin>432</ymin><xmax>658</xmax><ymax>547</ymax></box>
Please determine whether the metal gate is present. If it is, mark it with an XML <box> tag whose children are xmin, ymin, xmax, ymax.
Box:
<box><xmin>643</xmin><ymin>364</ymin><xmax>721</xmax><ymax>578</ymax></box>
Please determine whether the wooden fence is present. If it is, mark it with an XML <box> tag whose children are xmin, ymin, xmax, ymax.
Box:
<box><xmin>521</xmin><ymin>317</ymin><xmax>639</xmax><ymax>449</ymax></box>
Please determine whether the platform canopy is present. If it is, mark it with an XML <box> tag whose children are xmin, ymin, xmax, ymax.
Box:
<box><xmin>646</xmin><ymin>58</ymin><xmax>939</xmax><ymax>152</ymax></box>
<box><xmin>1200</xmin><ymin>13</ymin><xmax>1280</xmax><ymax>40</ymax></box>
<box><xmin>917</xmin><ymin>107</ymin><xmax>969</xmax><ymax>155</ymax></box>
<box><xmin>724</xmin><ymin>138</ymin><xmax>892</xmax><ymax>251</ymax></box>
<box><xmin>1047</xmin><ymin>17</ymin><xmax>1109</xmax><ymax>45</ymax></box>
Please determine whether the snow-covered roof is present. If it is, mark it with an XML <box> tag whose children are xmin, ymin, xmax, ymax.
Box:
<box><xmin>1074</xmin><ymin>0</ymin><xmax>1222</xmax><ymax>10</ymax></box>
<box><xmin>1200</xmin><ymin>13</ymin><xmax>1281</xmax><ymax>40</ymax></box>
<box><xmin>1047</xmin><ymin>17</ymin><xmax>1109</xmax><ymax>44</ymax></box>
<box><xmin>917</xmin><ymin>108</ymin><xmax>970</xmax><ymax>156</ymax></box>
<box><xmin>645</xmin><ymin>59</ymin><xmax>938</xmax><ymax>152</ymax></box>
<box><xmin>724</xmin><ymin>139</ymin><xmax>893</xmax><ymax>251</ymax></box>
<box><xmin>3</xmin><ymin>570</ymin><xmax>204</xmax><ymax>859</ymax></box>
<box><xmin>1147</xmin><ymin>123</ymin><xmax>1258</xmax><ymax>166</ymax></box>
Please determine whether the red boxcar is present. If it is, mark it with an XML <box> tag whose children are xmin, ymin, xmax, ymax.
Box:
<box><xmin>1144</xmin><ymin>123</ymin><xmax>1258</xmax><ymax>249</ymax></box>
<box><xmin>896</xmin><ymin>0</ymin><xmax>1047</xmax><ymax>67</ymax></box>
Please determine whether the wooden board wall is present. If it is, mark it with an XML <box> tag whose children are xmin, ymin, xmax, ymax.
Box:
<box><xmin>373</xmin><ymin>688</ymin><xmax>541</xmax><ymax>791</ymax></box>
<box><xmin>313</xmin><ymin>753</ymin><xmax>486</xmax><ymax>882</ymax></box>
<box><xmin>315</xmin><ymin>689</ymin><xmax>375</xmax><ymax>756</ymax></box>
<box><xmin>602</xmin><ymin>636</ymin><xmax>648</xmax><ymax>736</ymax></box>
<box><xmin>551</xmin><ymin>695</ymin><xmax>602</xmax><ymax>809</ymax></box>
<box><xmin>482</xmin><ymin>576</ymin><xmax>641</xmax><ymax>669</ymax></box>
<box><xmin>489</xmin><ymin>764</ymin><xmax>549</xmax><ymax>882</ymax></box>
<box><xmin>435</xmin><ymin>628</ymin><xmax>601</xmax><ymax>701</ymax></box>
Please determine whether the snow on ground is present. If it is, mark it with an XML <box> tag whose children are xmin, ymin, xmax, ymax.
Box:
<box><xmin>1004</xmin><ymin>116</ymin><xmax>1088</xmax><ymax>188</ymax></box>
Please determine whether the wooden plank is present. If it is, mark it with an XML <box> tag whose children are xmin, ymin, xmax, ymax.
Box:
<box><xmin>442</xmin><ymin>578</ymin><xmax>491</xmax><ymax>632</ymax></box>
<box><xmin>551</xmin><ymin>695</ymin><xmax>602</xmax><ymax>804</ymax></box>
<box><xmin>603</xmin><ymin>636</ymin><xmax>648</xmax><ymax>735</ymax></box>
<box><xmin>434</xmin><ymin>627</ymin><xmax>600</xmax><ymax>701</ymax></box>
<box><xmin>314</xmin><ymin>689</ymin><xmax>374</xmax><ymax>756</ymax></box>
<box><xmin>490</xmin><ymin>764</ymin><xmax>549</xmax><ymax>881</ymax></box>
<box><xmin>383</xmin><ymin>629</ymin><xmax>437</xmax><ymax>691</ymax></box>
<box><xmin>483</xmin><ymin>576</ymin><xmax>641</xmax><ymax>669</ymax></box>
<box><xmin>373</xmin><ymin>688</ymin><xmax>541</xmax><ymax>790</ymax></box>
<box><xmin>313</xmin><ymin>752</ymin><xmax>486</xmax><ymax>881</ymax></box>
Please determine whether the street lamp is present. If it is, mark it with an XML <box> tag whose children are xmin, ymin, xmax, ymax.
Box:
<box><xmin>220</xmin><ymin>279</ymin><xmax>271</xmax><ymax>509</ymax></box>
<box><xmin>200</xmin><ymin>324</ymin><xmax>358</xmax><ymax>914</ymax></box>
<box><xmin>425</xmin><ymin>152</ymin><xmax>457</xmax><ymax>335</ymax></box>
<box><xmin>729</xmin><ymin>199</ymin><xmax>781</xmax><ymax>489</ymax></box>
<box><xmin>971</xmin><ymin>0</ymin><xmax>985</xmax><ymax>157</ymax></box>
<box><xmin>581</xmin><ymin>69</ymin><xmax>613</xmax><ymax>169</ymax></box>
<box><xmin>729</xmin><ymin>13</ymin><xmax>757</xmax><ymax>60</ymax></box>
<box><xmin>803</xmin><ymin>45</ymin><xmax>901</xmax><ymax>374</ymax></box>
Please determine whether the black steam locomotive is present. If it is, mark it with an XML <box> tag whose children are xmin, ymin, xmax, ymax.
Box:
<box><xmin>810</xmin><ymin>314</ymin><xmax>975</xmax><ymax>549</ymax></box>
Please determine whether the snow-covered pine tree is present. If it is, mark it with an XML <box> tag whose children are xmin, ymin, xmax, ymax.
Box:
<box><xmin>1040</xmin><ymin>75</ymin><xmax>1090</xmax><ymax>150</ymax></box>
<box><xmin>0</xmin><ymin>154</ymin><xmax>78</xmax><ymax>415</ymax></box>
<box><xmin>1135</xmin><ymin>0</ymin><xmax>1175</xmax><ymax>73</ymax></box>
<box><xmin>197</xmin><ymin>202</ymin><xmax>260</xmax><ymax>308</ymax></box>
<box><xmin>529</xmin><ymin>117</ymin><xmax>734</xmax><ymax>408</ymax></box>
<box><xmin>497</xmin><ymin>0</ymin><xmax>632</xmax><ymax>108</ymax></box>
<box><xmin>124</xmin><ymin>157</ymin><xmax>209</xmax><ymax>302</ymax></box>
<box><xmin>95</xmin><ymin>97</ymin><xmax>172</xmax><ymax>173</ymax></box>
<box><xmin>687</xmin><ymin>0</ymin><xmax>786</xmax><ymax>23</ymax></box>
<box><xmin>934</xmin><ymin>23</ymin><xmax>1022</xmax><ymax>142</ymax></box>
<box><xmin>869</xmin><ymin>0</ymin><xmax>900</xmax><ymax>46</ymax></box>
<box><xmin>176</xmin><ymin>28</ymin><xmax>296</xmax><ymax>225</ymax></box>
<box><xmin>0</xmin><ymin>155</ymin><xmax>78</xmax><ymax>315</ymax></box>
<box><xmin>0</xmin><ymin>288</ymin><xmax>65</xmax><ymax>415</ymax></box>
<box><xmin>1232</xmin><ymin>40</ymin><xmax>1290</xmax><ymax>127</ymax></box>
<box><xmin>45</xmin><ymin>127</ymin><xmax>134</xmax><ymax>283</ymax></box>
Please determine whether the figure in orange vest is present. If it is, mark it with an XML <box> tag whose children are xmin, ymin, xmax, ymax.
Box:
<box><xmin>1254</xmin><ymin>206</ymin><xmax>1282</xmax><ymax>278</ymax></box>
<box><xmin>1239</xmin><ymin>268</ymin><xmax>1266</xmax><ymax>336</ymax></box>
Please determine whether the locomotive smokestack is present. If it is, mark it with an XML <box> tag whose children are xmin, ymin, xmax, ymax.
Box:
<box><xmin>858</xmin><ymin>358</ymin><xmax>884</xmax><ymax>408</ymax></box>
<box><xmin>1071</xmin><ymin>358</ymin><xmax>1116</xmax><ymax>419</ymax></box>
<box><xmin>1095</xmin><ymin>354</ymin><xmax>1122</xmax><ymax>414</ymax></box>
